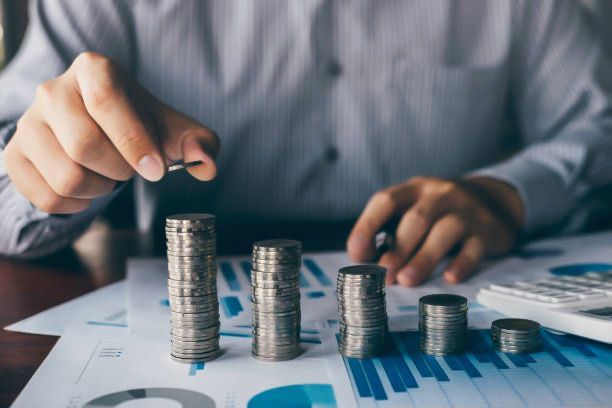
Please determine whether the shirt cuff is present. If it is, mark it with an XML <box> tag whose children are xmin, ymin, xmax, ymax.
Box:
<box><xmin>469</xmin><ymin>156</ymin><xmax>575</xmax><ymax>235</ymax></box>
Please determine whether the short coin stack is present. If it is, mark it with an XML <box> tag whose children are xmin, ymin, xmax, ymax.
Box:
<box><xmin>337</xmin><ymin>265</ymin><xmax>388</xmax><ymax>358</ymax></box>
<box><xmin>419</xmin><ymin>294</ymin><xmax>468</xmax><ymax>356</ymax></box>
<box><xmin>251</xmin><ymin>239</ymin><xmax>302</xmax><ymax>361</ymax></box>
<box><xmin>166</xmin><ymin>214</ymin><xmax>221</xmax><ymax>363</ymax></box>
<box><xmin>491</xmin><ymin>318</ymin><xmax>541</xmax><ymax>354</ymax></box>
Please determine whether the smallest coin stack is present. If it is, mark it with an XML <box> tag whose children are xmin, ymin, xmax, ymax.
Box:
<box><xmin>166</xmin><ymin>214</ymin><xmax>221</xmax><ymax>363</ymax></box>
<box><xmin>337</xmin><ymin>265</ymin><xmax>388</xmax><ymax>358</ymax></box>
<box><xmin>419</xmin><ymin>294</ymin><xmax>468</xmax><ymax>356</ymax></box>
<box><xmin>491</xmin><ymin>318</ymin><xmax>541</xmax><ymax>354</ymax></box>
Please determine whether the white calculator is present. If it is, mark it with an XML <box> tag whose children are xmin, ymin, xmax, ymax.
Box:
<box><xmin>477</xmin><ymin>271</ymin><xmax>612</xmax><ymax>343</ymax></box>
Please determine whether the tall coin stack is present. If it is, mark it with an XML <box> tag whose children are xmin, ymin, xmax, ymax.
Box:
<box><xmin>491</xmin><ymin>318</ymin><xmax>541</xmax><ymax>354</ymax></box>
<box><xmin>337</xmin><ymin>265</ymin><xmax>388</xmax><ymax>358</ymax></box>
<box><xmin>251</xmin><ymin>239</ymin><xmax>302</xmax><ymax>361</ymax></box>
<box><xmin>166</xmin><ymin>214</ymin><xmax>221</xmax><ymax>363</ymax></box>
<box><xmin>419</xmin><ymin>294</ymin><xmax>468</xmax><ymax>355</ymax></box>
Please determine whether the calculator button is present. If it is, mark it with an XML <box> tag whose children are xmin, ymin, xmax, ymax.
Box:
<box><xmin>537</xmin><ymin>290</ymin><xmax>565</xmax><ymax>302</ymax></box>
<box><xmin>564</xmin><ymin>288</ymin><xmax>591</xmax><ymax>295</ymax></box>
<box><xmin>577</xmin><ymin>291</ymin><xmax>605</xmax><ymax>300</ymax></box>
<box><xmin>549</xmin><ymin>295</ymin><xmax>579</xmax><ymax>303</ymax></box>
<box><xmin>489</xmin><ymin>283</ymin><xmax>515</xmax><ymax>293</ymax></box>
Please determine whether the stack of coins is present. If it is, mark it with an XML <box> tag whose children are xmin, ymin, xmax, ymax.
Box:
<box><xmin>419</xmin><ymin>294</ymin><xmax>468</xmax><ymax>355</ymax></box>
<box><xmin>337</xmin><ymin>265</ymin><xmax>388</xmax><ymax>358</ymax></box>
<box><xmin>491</xmin><ymin>318</ymin><xmax>541</xmax><ymax>354</ymax></box>
<box><xmin>166</xmin><ymin>214</ymin><xmax>221</xmax><ymax>363</ymax></box>
<box><xmin>251</xmin><ymin>239</ymin><xmax>302</xmax><ymax>361</ymax></box>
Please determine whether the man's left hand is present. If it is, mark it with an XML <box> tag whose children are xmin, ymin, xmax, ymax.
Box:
<box><xmin>347</xmin><ymin>176</ymin><xmax>525</xmax><ymax>286</ymax></box>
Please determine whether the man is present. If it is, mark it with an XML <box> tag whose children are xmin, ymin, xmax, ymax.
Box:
<box><xmin>0</xmin><ymin>0</ymin><xmax>611</xmax><ymax>287</ymax></box>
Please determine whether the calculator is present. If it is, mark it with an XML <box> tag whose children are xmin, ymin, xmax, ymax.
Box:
<box><xmin>477</xmin><ymin>271</ymin><xmax>612</xmax><ymax>343</ymax></box>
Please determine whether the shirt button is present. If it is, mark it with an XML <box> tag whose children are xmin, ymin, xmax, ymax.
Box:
<box><xmin>326</xmin><ymin>146</ymin><xmax>339</xmax><ymax>163</ymax></box>
<box><xmin>326</xmin><ymin>60</ymin><xmax>343</xmax><ymax>78</ymax></box>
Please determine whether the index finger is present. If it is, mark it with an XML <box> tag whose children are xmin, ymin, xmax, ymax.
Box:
<box><xmin>347</xmin><ymin>184</ymin><xmax>419</xmax><ymax>262</ymax></box>
<box><xmin>72</xmin><ymin>53</ymin><xmax>165</xmax><ymax>181</ymax></box>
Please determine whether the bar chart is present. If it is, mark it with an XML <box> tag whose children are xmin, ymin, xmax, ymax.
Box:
<box><xmin>338</xmin><ymin>329</ymin><xmax>612</xmax><ymax>407</ymax></box>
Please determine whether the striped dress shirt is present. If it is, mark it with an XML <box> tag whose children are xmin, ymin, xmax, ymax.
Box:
<box><xmin>0</xmin><ymin>0</ymin><xmax>611</xmax><ymax>257</ymax></box>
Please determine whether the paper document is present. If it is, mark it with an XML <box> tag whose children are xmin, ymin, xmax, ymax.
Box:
<box><xmin>5</xmin><ymin>281</ymin><xmax>127</xmax><ymax>336</ymax></box>
<box><xmin>11</xmin><ymin>330</ymin><xmax>349</xmax><ymax>408</ymax></box>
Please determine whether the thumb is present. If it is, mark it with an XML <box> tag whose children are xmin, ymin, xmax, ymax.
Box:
<box><xmin>160</xmin><ymin>105</ymin><xmax>220</xmax><ymax>181</ymax></box>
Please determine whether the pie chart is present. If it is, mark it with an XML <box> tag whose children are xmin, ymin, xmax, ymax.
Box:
<box><xmin>82</xmin><ymin>387</ymin><xmax>215</xmax><ymax>407</ymax></box>
<box><xmin>247</xmin><ymin>384</ymin><xmax>336</xmax><ymax>408</ymax></box>
<box><xmin>549</xmin><ymin>263</ymin><xmax>612</xmax><ymax>276</ymax></box>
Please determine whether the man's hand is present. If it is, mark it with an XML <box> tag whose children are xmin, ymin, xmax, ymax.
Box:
<box><xmin>347</xmin><ymin>176</ymin><xmax>524</xmax><ymax>286</ymax></box>
<box><xmin>4</xmin><ymin>52</ymin><xmax>220</xmax><ymax>214</ymax></box>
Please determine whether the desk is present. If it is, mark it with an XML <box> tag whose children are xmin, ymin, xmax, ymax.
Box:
<box><xmin>0</xmin><ymin>224</ymin><xmax>144</xmax><ymax>407</ymax></box>
<box><xmin>0</xmin><ymin>221</ymin><xmax>351</xmax><ymax>406</ymax></box>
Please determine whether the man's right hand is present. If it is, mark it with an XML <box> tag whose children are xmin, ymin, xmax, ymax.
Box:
<box><xmin>3</xmin><ymin>52</ymin><xmax>220</xmax><ymax>214</ymax></box>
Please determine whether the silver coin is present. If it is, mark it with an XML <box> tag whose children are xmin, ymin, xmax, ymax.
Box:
<box><xmin>253</xmin><ymin>239</ymin><xmax>302</xmax><ymax>251</ymax></box>
<box><xmin>338</xmin><ymin>264</ymin><xmax>387</xmax><ymax>278</ymax></box>
<box><xmin>491</xmin><ymin>318</ymin><xmax>540</xmax><ymax>333</ymax></box>
<box><xmin>166</xmin><ymin>213</ymin><xmax>215</xmax><ymax>223</ymax></box>
<box><xmin>170</xmin><ymin>351</ymin><xmax>222</xmax><ymax>364</ymax></box>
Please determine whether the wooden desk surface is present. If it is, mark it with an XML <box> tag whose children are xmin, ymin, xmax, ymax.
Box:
<box><xmin>0</xmin><ymin>224</ymin><xmax>146</xmax><ymax>407</ymax></box>
<box><xmin>0</xmin><ymin>221</ymin><xmax>350</xmax><ymax>406</ymax></box>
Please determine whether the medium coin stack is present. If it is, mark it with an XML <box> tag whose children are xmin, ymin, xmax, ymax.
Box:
<box><xmin>166</xmin><ymin>214</ymin><xmax>221</xmax><ymax>363</ymax></box>
<box><xmin>491</xmin><ymin>318</ymin><xmax>541</xmax><ymax>354</ymax></box>
<box><xmin>251</xmin><ymin>239</ymin><xmax>302</xmax><ymax>361</ymax></box>
<box><xmin>419</xmin><ymin>294</ymin><xmax>468</xmax><ymax>356</ymax></box>
<box><xmin>337</xmin><ymin>265</ymin><xmax>388</xmax><ymax>358</ymax></box>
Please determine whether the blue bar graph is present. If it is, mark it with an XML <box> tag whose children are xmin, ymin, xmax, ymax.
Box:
<box><xmin>86</xmin><ymin>321</ymin><xmax>128</xmax><ymax>328</ymax></box>
<box><xmin>306</xmin><ymin>291</ymin><xmax>325</xmax><ymax>299</ymax></box>
<box><xmin>303</xmin><ymin>259</ymin><xmax>333</xmax><ymax>287</ymax></box>
<box><xmin>220</xmin><ymin>296</ymin><xmax>243</xmax><ymax>318</ymax></box>
<box><xmin>455</xmin><ymin>354</ymin><xmax>482</xmax><ymax>378</ymax></box>
<box><xmin>361</xmin><ymin>359</ymin><xmax>388</xmax><ymax>400</ymax></box>
<box><xmin>240</xmin><ymin>260</ymin><xmax>251</xmax><ymax>281</ymax></box>
<box><xmin>299</xmin><ymin>271</ymin><xmax>311</xmax><ymax>288</ymax></box>
<box><xmin>220</xmin><ymin>331</ymin><xmax>250</xmax><ymax>338</ymax></box>
<box><xmin>475</xmin><ymin>330</ymin><xmax>509</xmax><ymax>369</ymax></box>
<box><xmin>548</xmin><ymin>332</ymin><xmax>597</xmax><ymax>357</ymax></box>
<box><xmin>188</xmin><ymin>362</ymin><xmax>205</xmax><ymax>376</ymax></box>
<box><xmin>444</xmin><ymin>356</ymin><xmax>463</xmax><ymax>371</ymax></box>
<box><xmin>521</xmin><ymin>354</ymin><xmax>536</xmax><ymax>363</ymax></box>
<box><xmin>423</xmin><ymin>355</ymin><xmax>450</xmax><ymax>381</ymax></box>
<box><xmin>468</xmin><ymin>330</ymin><xmax>490</xmax><ymax>363</ymax></box>
<box><xmin>505</xmin><ymin>353</ymin><xmax>528</xmax><ymax>368</ymax></box>
<box><xmin>346</xmin><ymin>358</ymin><xmax>372</xmax><ymax>398</ymax></box>
<box><xmin>220</xmin><ymin>262</ymin><xmax>241</xmax><ymax>291</ymax></box>
<box><xmin>398</xmin><ymin>331</ymin><xmax>433</xmax><ymax>378</ymax></box>
<box><xmin>379</xmin><ymin>355</ymin><xmax>406</xmax><ymax>392</ymax></box>
<box><xmin>337</xmin><ymin>326</ymin><xmax>612</xmax><ymax>407</ymax></box>
<box><xmin>542</xmin><ymin>336</ymin><xmax>574</xmax><ymax>367</ymax></box>
<box><xmin>389</xmin><ymin>334</ymin><xmax>419</xmax><ymax>388</ymax></box>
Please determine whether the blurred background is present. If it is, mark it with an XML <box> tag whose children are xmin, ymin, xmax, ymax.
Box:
<box><xmin>1</xmin><ymin>0</ymin><xmax>611</xmax><ymax>69</ymax></box>
<box><xmin>0</xmin><ymin>0</ymin><xmax>611</xmax><ymax>254</ymax></box>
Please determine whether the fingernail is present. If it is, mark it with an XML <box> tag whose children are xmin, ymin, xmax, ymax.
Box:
<box><xmin>444</xmin><ymin>269</ymin><xmax>459</xmax><ymax>283</ymax></box>
<box><xmin>397</xmin><ymin>266</ymin><xmax>418</xmax><ymax>286</ymax></box>
<box><xmin>138</xmin><ymin>155</ymin><xmax>164</xmax><ymax>181</ymax></box>
<box><xmin>348</xmin><ymin>234</ymin><xmax>368</xmax><ymax>252</ymax></box>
